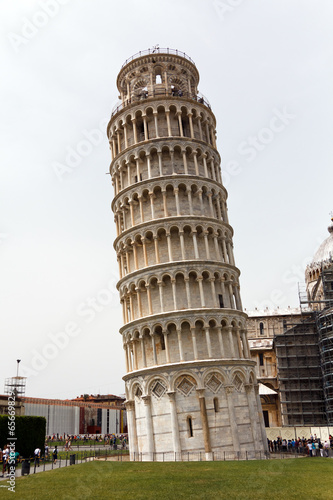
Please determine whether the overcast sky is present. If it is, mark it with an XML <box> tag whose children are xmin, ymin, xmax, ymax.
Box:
<box><xmin>1</xmin><ymin>0</ymin><xmax>332</xmax><ymax>399</ymax></box>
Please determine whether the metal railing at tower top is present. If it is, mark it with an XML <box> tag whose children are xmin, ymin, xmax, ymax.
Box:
<box><xmin>120</xmin><ymin>48</ymin><xmax>196</xmax><ymax>68</ymax></box>
<box><xmin>110</xmin><ymin>89</ymin><xmax>211</xmax><ymax>118</ymax></box>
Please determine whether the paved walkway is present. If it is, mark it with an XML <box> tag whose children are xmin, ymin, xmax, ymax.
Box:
<box><xmin>0</xmin><ymin>457</ymin><xmax>94</xmax><ymax>482</ymax></box>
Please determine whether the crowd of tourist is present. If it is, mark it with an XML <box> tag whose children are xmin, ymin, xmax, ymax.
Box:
<box><xmin>46</xmin><ymin>433</ymin><xmax>128</xmax><ymax>448</ymax></box>
<box><xmin>268</xmin><ymin>435</ymin><xmax>333</xmax><ymax>456</ymax></box>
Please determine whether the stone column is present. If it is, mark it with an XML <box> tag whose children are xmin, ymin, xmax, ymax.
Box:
<box><xmin>244</xmin><ymin>384</ymin><xmax>260</xmax><ymax>454</ymax></box>
<box><xmin>196</xmin><ymin>389</ymin><xmax>212</xmax><ymax>460</ymax></box>
<box><xmin>151</xmin><ymin>333</ymin><xmax>157</xmax><ymax>365</ymax></box>
<box><xmin>174</xmin><ymin>188</ymin><xmax>180</xmax><ymax>215</ymax></box>
<box><xmin>146</xmin><ymin>284</ymin><xmax>153</xmax><ymax>315</ymax></box>
<box><xmin>225</xmin><ymin>386</ymin><xmax>240</xmax><ymax>452</ymax></box>
<box><xmin>208</xmin><ymin>192</ymin><xmax>214</xmax><ymax>218</ymax></box>
<box><xmin>163</xmin><ymin>330</ymin><xmax>170</xmax><ymax>363</ymax></box>
<box><xmin>203</xmin><ymin>231</ymin><xmax>210</xmax><ymax>259</ymax></box>
<box><xmin>202</xmin><ymin>154</ymin><xmax>208</xmax><ymax>177</ymax></box>
<box><xmin>222</xmin><ymin>238</ymin><xmax>228</xmax><ymax>263</ymax></box>
<box><xmin>177</xmin><ymin>327</ymin><xmax>184</xmax><ymax>361</ymax></box>
<box><xmin>143</xmin><ymin>115</ymin><xmax>148</xmax><ymax>141</ymax></box>
<box><xmin>210</xmin><ymin>278</ymin><xmax>217</xmax><ymax>307</ymax></box>
<box><xmin>177</xmin><ymin>112</ymin><xmax>183</xmax><ymax>136</ymax></box>
<box><xmin>142</xmin><ymin>396</ymin><xmax>155</xmax><ymax>461</ymax></box>
<box><xmin>142</xmin><ymin>237</ymin><xmax>148</xmax><ymax>266</ymax></box>
<box><xmin>123</xmin><ymin>123</ymin><xmax>128</xmax><ymax>149</ymax></box>
<box><xmin>179</xmin><ymin>230</ymin><xmax>186</xmax><ymax>259</ymax></box>
<box><xmin>221</xmin><ymin>280</ymin><xmax>230</xmax><ymax>308</ymax></box>
<box><xmin>241</xmin><ymin>330</ymin><xmax>250</xmax><ymax>359</ymax></box>
<box><xmin>188</xmin><ymin>112</ymin><xmax>194</xmax><ymax>138</ymax></box>
<box><xmin>170</xmin><ymin>150</ymin><xmax>175</xmax><ymax>174</ymax></box>
<box><xmin>165</xmin><ymin>110</ymin><xmax>172</xmax><ymax>136</ymax></box>
<box><xmin>197</xmin><ymin>189</ymin><xmax>204</xmax><ymax>212</ymax></box>
<box><xmin>193</xmin><ymin>151</ymin><xmax>199</xmax><ymax>175</ymax></box>
<box><xmin>198</xmin><ymin>117</ymin><xmax>203</xmax><ymax>141</ymax></box>
<box><xmin>127</xmin><ymin>343</ymin><xmax>132</xmax><ymax>371</ymax></box>
<box><xmin>166</xmin><ymin>232</ymin><xmax>173</xmax><ymax>261</ymax></box>
<box><xmin>162</xmin><ymin>189</ymin><xmax>168</xmax><ymax>216</ymax></box>
<box><xmin>228</xmin><ymin>327</ymin><xmax>236</xmax><ymax>358</ymax></box>
<box><xmin>140</xmin><ymin>336</ymin><xmax>147</xmax><ymax>367</ymax></box>
<box><xmin>125</xmin><ymin>400</ymin><xmax>139</xmax><ymax>460</ymax></box>
<box><xmin>214</xmin><ymin>234</ymin><xmax>222</xmax><ymax>260</ymax></box>
<box><xmin>153</xmin><ymin>111</ymin><xmax>159</xmax><ymax>138</ymax></box>
<box><xmin>182</xmin><ymin>151</ymin><xmax>188</xmax><ymax>174</ymax></box>
<box><xmin>185</xmin><ymin>277</ymin><xmax>191</xmax><ymax>308</ymax></box>
<box><xmin>157</xmin><ymin>151</ymin><xmax>163</xmax><ymax>176</ymax></box>
<box><xmin>236</xmin><ymin>329</ymin><xmax>243</xmax><ymax>358</ymax></box>
<box><xmin>146</xmin><ymin>154</ymin><xmax>151</xmax><ymax>178</ymax></box>
<box><xmin>217</xmin><ymin>326</ymin><xmax>224</xmax><ymax>357</ymax></box>
<box><xmin>158</xmin><ymin>280</ymin><xmax>164</xmax><ymax>312</ymax></box>
<box><xmin>124</xmin><ymin>344</ymin><xmax>129</xmax><ymax>372</ymax></box>
<box><xmin>149</xmin><ymin>191</ymin><xmax>155</xmax><ymax>219</ymax></box>
<box><xmin>187</xmin><ymin>188</ymin><xmax>193</xmax><ymax>214</ymax></box>
<box><xmin>210</xmin><ymin>159</ymin><xmax>216</xmax><ymax>181</ymax></box>
<box><xmin>192</xmin><ymin>230</ymin><xmax>199</xmax><ymax>259</ymax></box>
<box><xmin>228</xmin><ymin>283</ymin><xmax>235</xmax><ymax>309</ymax></box>
<box><xmin>204</xmin><ymin>327</ymin><xmax>212</xmax><ymax>358</ymax></box>
<box><xmin>254</xmin><ymin>384</ymin><xmax>269</xmax><ymax>453</ymax></box>
<box><xmin>171</xmin><ymin>278</ymin><xmax>177</xmax><ymax>310</ymax></box>
<box><xmin>167</xmin><ymin>392</ymin><xmax>181</xmax><ymax>457</ymax></box>
<box><xmin>133</xmin><ymin>340</ymin><xmax>138</xmax><ymax>370</ymax></box>
<box><xmin>197</xmin><ymin>277</ymin><xmax>205</xmax><ymax>307</ymax></box>
<box><xmin>127</xmin><ymin>161</ymin><xmax>131</xmax><ymax>186</ymax></box>
<box><xmin>227</xmin><ymin>241</ymin><xmax>235</xmax><ymax>266</ymax></box>
<box><xmin>129</xmin><ymin>201</ymin><xmax>135</xmax><ymax>226</ymax></box>
<box><xmin>133</xmin><ymin>242</ymin><xmax>138</xmax><ymax>270</ymax></box>
<box><xmin>117</xmin><ymin>130</ymin><xmax>122</xmax><ymax>154</ymax></box>
<box><xmin>191</xmin><ymin>327</ymin><xmax>198</xmax><ymax>360</ymax></box>
<box><xmin>136</xmin><ymin>288</ymin><xmax>142</xmax><ymax>317</ymax></box>
<box><xmin>138</xmin><ymin>196</ymin><xmax>144</xmax><ymax>222</ymax></box>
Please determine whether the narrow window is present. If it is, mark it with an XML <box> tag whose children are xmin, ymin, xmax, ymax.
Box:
<box><xmin>259</xmin><ymin>322</ymin><xmax>264</xmax><ymax>335</ymax></box>
<box><xmin>218</xmin><ymin>294</ymin><xmax>224</xmax><ymax>308</ymax></box>
<box><xmin>213</xmin><ymin>397</ymin><xmax>219</xmax><ymax>413</ymax></box>
<box><xmin>187</xmin><ymin>416</ymin><xmax>193</xmax><ymax>437</ymax></box>
<box><xmin>259</xmin><ymin>353</ymin><xmax>264</xmax><ymax>366</ymax></box>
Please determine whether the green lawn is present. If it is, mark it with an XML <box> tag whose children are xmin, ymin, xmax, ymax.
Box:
<box><xmin>1</xmin><ymin>458</ymin><xmax>332</xmax><ymax>500</ymax></box>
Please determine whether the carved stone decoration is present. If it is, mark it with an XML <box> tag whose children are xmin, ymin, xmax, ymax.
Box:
<box><xmin>205</xmin><ymin>373</ymin><xmax>222</xmax><ymax>393</ymax></box>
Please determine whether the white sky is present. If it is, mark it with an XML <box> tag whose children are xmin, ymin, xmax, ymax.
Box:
<box><xmin>1</xmin><ymin>0</ymin><xmax>332</xmax><ymax>399</ymax></box>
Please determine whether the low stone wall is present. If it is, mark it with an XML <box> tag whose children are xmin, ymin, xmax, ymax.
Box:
<box><xmin>266</xmin><ymin>426</ymin><xmax>333</xmax><ymax>441</ymax></box>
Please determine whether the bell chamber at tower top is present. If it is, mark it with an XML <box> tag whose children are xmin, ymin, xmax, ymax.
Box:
<box><xmin>108</xmin><ymin>48</ymin><xmax>214</xmax><ymax>137</ymax></box>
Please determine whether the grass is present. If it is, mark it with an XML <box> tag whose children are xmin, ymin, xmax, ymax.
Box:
<box><xmin>1</xmin><ymin>458</ymin><xmax>333</xmax><ymax>499</ymax></box>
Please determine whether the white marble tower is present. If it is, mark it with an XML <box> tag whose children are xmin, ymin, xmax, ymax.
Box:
<box><xmin>107</xmin><ymin>48</ymin><xmax>267</xmax><ymax>460</ymax></box>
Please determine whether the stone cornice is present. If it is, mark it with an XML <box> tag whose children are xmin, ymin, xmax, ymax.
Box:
<box><xmin>113</xmin><ymin>215</ymin><xmax>233</xmax><ymax>249</ymax></box>
<box><xmin>109</xmin><ymin>136</ymin><xmax>220</xmax><ymax>172</ymax></box>
<box><xmin>116</xmin><ymin>259</ymin><xmax>241</xmax><ymax>290</ymax></box>
<box><xmin>119</xmin><ymin>307</ymin><xmax>248</xmax><ymax>334</ymax></box>
<box><xmin>122</xmin><ymin>358</ymin><xmax>256</xmax><ymax>382</ymax></box>
<box><xmin>111</xmin><ymin>172</ymin><xmax>226</xmax><ymax>210</ymax></box>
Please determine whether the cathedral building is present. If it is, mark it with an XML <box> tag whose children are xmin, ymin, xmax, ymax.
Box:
<box><xmin>107</xmin><ymin>48</ymin><xmax>267</xmax><ymax>460</ymax></box>
<box><xmin>247</xmin><ymin>217</ymin><xmax>333</xmax><ymax>428</ymax></box>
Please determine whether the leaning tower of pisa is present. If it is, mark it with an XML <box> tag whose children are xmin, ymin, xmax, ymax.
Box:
<box><xmin>107</xmin><ymin>48</ymin><xmax>267</xmax><ymax>460</ymax></box>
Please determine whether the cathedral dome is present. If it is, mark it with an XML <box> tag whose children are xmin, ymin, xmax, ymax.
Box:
<box><xmin>312</xmin><ymin>218</ymin><xmax>333</xmax><ymax>265</ymax></box>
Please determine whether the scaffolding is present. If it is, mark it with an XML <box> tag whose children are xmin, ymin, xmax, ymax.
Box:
<box><xmin>316</xmin><ymin>263</ymin><xmax>333</xmax><ymax>424</ymax></box>
<box><xmin>274</xmin><ymin>314</ymin><xmax>327</xmax><ymax>426</ymax></box>
<box><xmin>4</xmin><ymin>376</ymin><xmax>27</xmax><ymax>397</ymax></box>
<box><xmin>275</xmin><ymin>263</ymin><xmax>333</xmax><ymax>426</ymax></box>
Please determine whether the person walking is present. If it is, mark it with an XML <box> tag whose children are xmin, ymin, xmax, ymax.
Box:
<box><xmin>52</xmin><ymin>446</ymin><xmax>58</xmax><ymax>464</ymax></box>
<box><xmin>34</xmin><ymin>447</ymin><xmax>41</xmax><ymax>467</ymax></box>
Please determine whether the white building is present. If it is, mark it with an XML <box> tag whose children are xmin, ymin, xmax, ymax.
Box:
<box><xmin>108</xmin><ymin>48</ymin><xmax>267</xmax><ymax>460</ymax></box>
